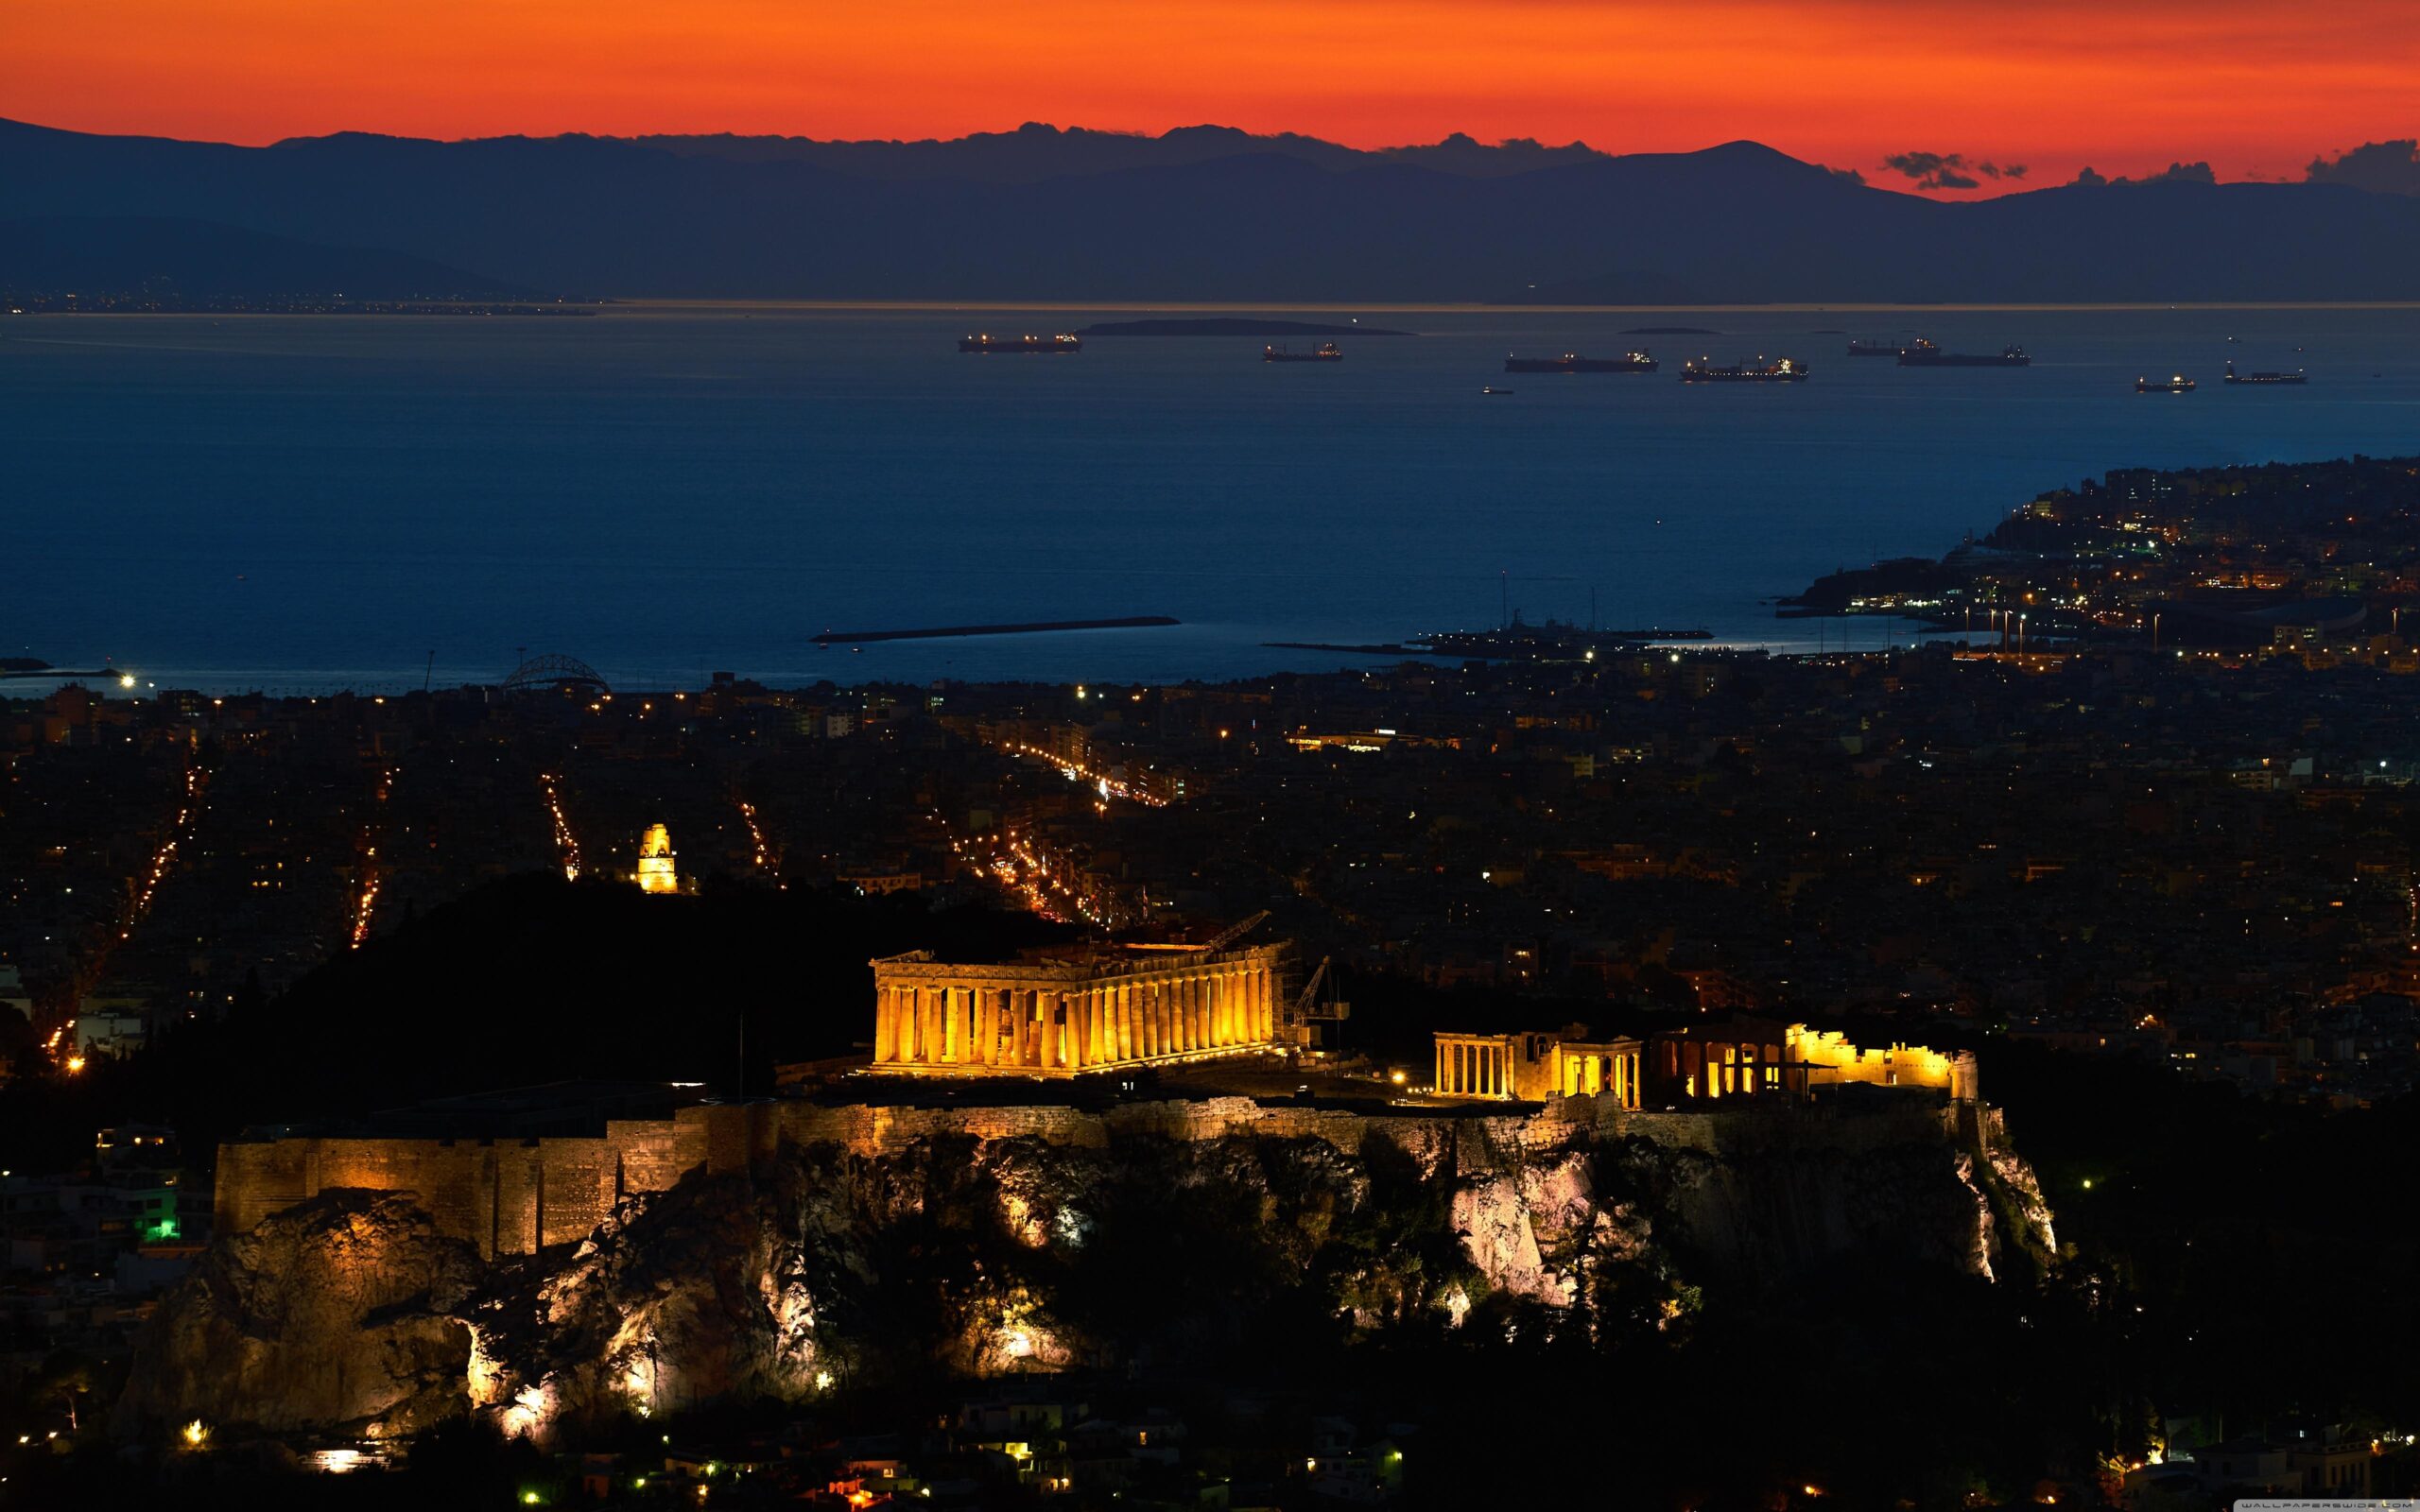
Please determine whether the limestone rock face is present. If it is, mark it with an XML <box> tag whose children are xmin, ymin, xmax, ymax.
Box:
<box><xmin>116</xmin><ymin>1190</ymin><xmax>482</xmax><ymax>1439</ymax></box>
<box><xmin>128</xmin><ymin>1106</ymin><xmax>2055</xmax><ymax>1440</ymax></box>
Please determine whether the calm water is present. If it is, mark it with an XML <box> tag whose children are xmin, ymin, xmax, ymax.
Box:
<box><xmin>7</xmin><ymin>305</ymin><xmax>2419</xmax><ymax>693</ymax></box>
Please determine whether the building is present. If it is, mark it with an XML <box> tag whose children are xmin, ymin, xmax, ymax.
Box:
<box><xmin>1651</xmin><ymin>1017</ymin><xmax>1979</xmax><ymax>1104</ymax></box>
<box><xmin>1426</xmin><ymin>1017</ymin><xmax>1976</xmax><ymax>1108</ymax></box>
<box><xmin>636</xmin><ymin>823</ymin><xmax>680</xmax><ymax>895</ymax></box>
<box><xmin>868</xmin><ymin>942</ymin><xmax>1289</xmax><ymax>1077</ymax></box>
<box><xmin>1431</xmin><ymin>1028</ymin><xmax>1626</xmax><ymax>1102</ymax></box>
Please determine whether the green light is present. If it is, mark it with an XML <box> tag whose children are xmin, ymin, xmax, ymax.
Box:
<box><xmin>523</xmin><ymin>1494</ymin><xmax>542</xmax><ymax>1506</ymax></box>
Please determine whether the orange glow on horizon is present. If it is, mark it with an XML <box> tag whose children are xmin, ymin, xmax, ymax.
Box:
<box><xmin>5</xmin><ymin>0</ymin><xmax>2413</xmax><ymax>196</ymax></box>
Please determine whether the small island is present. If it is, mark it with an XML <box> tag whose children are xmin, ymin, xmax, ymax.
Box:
<box><xmin>1621</xmin><ymin>325</ymin><xmax>1719</xmax><ymax>335</ymax></box>
<box><xmin>1072</xmin><ymin>317</ymin><xmax>1412</xmax><ymax>336</ymax></box>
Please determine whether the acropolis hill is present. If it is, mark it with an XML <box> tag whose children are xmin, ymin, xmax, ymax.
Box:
<box><xmin>147</xmin><ymin>941</ymin><xmax>2048</xmax><ymax>1443</ymax></box>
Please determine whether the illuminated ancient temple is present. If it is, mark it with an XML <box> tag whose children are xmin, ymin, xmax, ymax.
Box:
<box><xmin>1431</xmin><ymin>1030</ymin><xmax>1645</xmax><ymax>1107</ymax></box>
<box><xmin>867</xmin><ymin>942</ymin><xmax>1288</xmax><ymax>1076</ymax></box>
<box><xmin>1428</xmin><ymin>1017</ymin><xmax>1974</xmax><ymax>1107</ymax></box>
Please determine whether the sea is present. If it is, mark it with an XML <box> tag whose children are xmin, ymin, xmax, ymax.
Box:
<box><xmin>7</xmin><ymin>303</ymin><xmax>2419</xmax><ymax>695</ymax></box>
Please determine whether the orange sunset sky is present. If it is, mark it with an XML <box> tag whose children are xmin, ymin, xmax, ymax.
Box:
<box><xmin>5</xmin><ymin>0</ymin><xmax>2412</xmax><ymax>195</ymax></box>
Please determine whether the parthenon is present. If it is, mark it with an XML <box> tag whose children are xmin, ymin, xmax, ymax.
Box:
<box><xmin>868</xmin><ymin>942</ymin><xmax>1288</xmax><ymax>1076</ymax></box>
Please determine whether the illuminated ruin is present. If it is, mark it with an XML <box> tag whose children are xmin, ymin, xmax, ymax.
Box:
<box><xmin>1430</xmin><ymin>1016</ymin><xmax>1977</xmax><ymax>1106</ymax></box>
<box><xmin>868</xmin><ymin>942</ymin><xmax>1288</xmax><ymax>1076</ymax></box>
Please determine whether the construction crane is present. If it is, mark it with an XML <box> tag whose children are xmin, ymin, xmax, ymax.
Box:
<box><xmin>1292</xmin><ymin>955</ymin><xmax>1350</xmax><ymax>1047</ymax></box>
<box><xmin>1196</xmin><ymin>909</ymin><xmax>1270</xmax><ymax>954</ymax></box>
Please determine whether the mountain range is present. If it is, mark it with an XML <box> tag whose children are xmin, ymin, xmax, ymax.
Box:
<box><xmin>6</xmin><ymin>117</ymin><xmax>2419</xmax><ymax>303</ymax></box>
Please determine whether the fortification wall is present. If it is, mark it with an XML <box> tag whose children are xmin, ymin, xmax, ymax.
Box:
<box><xmin>214</xmin><ymin>1117</ymin><xmax>713</xmax><ymax>1261</ymax></box>
<box><xmin>214</xmin><ymin>1090</ymin><xmax>1974</xmax><ymax>1259</ymax></box>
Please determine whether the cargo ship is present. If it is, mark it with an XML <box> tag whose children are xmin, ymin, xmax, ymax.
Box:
<box><xmin>959</xmin><ymin>333</ymin><xmax>1082</xmax><ymax>353</ymax></box>
<box><xmin>1265</xmin><ymin>342</ymin><xmax>1343</xmax><ymax>363</ymax></box>
<box><xmin>1897</xmin><ymin>337</ymin><xmax>2031</xmax><ymax>368</ymax></box>
<box><xmin>1847</xmin><ymin>337</ymin><xmax>1902</xmax><ymax>357</ymax></box>
<box><xmin>2135</xmin><ymin>373</ymin><xmax>2196</xmax><ymax>393</ymax></box>
<box><xmin>1503</xmin><ymin>351</ymin><xmax>1658</xmax><ymax>373</ymax></box>
<box><xmin>1680</xmin><ymin>355</ymin><xmax>1809</xmax><ymax>383</ymax></box>
<box><xmin>2222</xmin><ymin>361</ymin><xmax>2307</xmax><ymax>386</ymax></box>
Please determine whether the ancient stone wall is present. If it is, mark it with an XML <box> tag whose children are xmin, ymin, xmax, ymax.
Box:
<box><xmin>214</xmin><ymin>1090</ymin><xmax>2001</xmax><ymax>1260</ymax></box>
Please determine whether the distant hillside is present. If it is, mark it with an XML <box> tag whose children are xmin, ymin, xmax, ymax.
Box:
<box><xmin>630</xmin><ymin>121</ymin><xmax>1611</xmax><ymax>181</ymax></box>
<box><xmin>5</xmin><ymin>117</ymin><xmax>2418</xmax><ymax>302</ymax></box>
<box><xmin>0</xmin><ymin>214</ymin><xmax>531</xmax><ymax>299</ymax></box>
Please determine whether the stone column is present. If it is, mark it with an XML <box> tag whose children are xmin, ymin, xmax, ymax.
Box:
<box><xmin>874</xmin><ymin>987</ymin><xmax>894</xmax><ymax>1063</ymax></box>
<box><xmin>1193</xmin><ymin>972</ymin><xmax>1212</xmax><ymax>1049</ymax></box>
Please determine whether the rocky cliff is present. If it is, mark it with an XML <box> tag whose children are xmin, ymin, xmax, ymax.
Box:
<box><xmin>121</xmin><ymin>1099</ymin><xmax>2053</xmax><ymax>1441</ymax></box>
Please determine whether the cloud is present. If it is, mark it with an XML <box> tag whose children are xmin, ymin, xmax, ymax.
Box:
<box><xmin>1878</xmin><ymin>150</ymin><xmax>2028</xmax><ymax>191</ymax></box>
<box><xmin>2306</xmin><ymin>139</ymin><xmax>2420</xmax><ymax>195</ymax></box>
